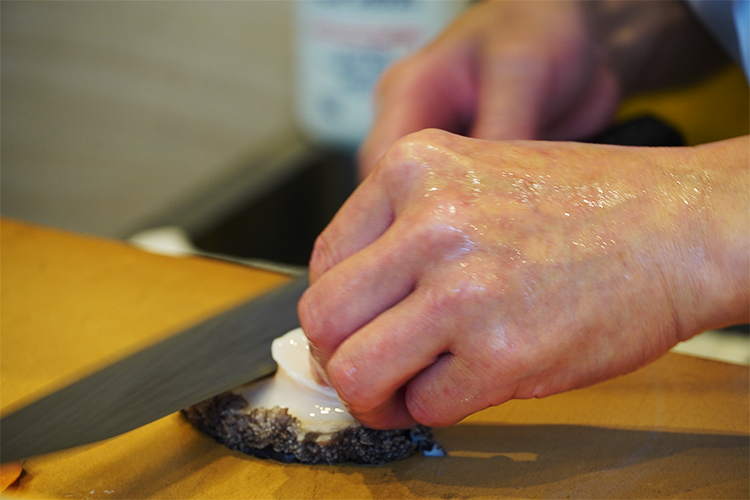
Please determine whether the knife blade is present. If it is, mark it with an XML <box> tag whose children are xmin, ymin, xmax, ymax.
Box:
<box><xmin>0</xmin><ymin>276</ymin><xmax>308</xmax><ymax>463</ymax></box>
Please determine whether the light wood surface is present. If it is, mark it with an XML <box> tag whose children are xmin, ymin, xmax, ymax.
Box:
<box><xmin>1</xmin><ymin>219</ymin><xmax>748</xmax><ymax>499</ymax></box>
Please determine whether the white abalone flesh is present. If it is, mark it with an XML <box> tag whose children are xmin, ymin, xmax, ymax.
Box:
<box><xmin>182</xmin><ymin>328</ymin><xmax>445</xmax><ymax>464</ymax></box>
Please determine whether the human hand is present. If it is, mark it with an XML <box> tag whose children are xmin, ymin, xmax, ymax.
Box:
<box><xmin>300</xmin><ymin>130</ymin><xmax>749</xmax><ymax>429</ymax></box>
<box><xmin>358</xmin><ymin>0</ymin><xmax>728</xmax><ymax>178</ymax></box>
<box><xmin>359</xmin><ymin>0</ymin><xmax>618</xmax><ymax>177</ymax></box>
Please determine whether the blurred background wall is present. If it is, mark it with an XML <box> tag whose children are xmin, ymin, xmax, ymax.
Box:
<box><xmin>2</xmin><ymin>1</ymin><xmax>301</xmax><ymax>238</ymax></box>
<box><xmin>2</xmin><ymin>0</ymin><xmax>748</xmax><ymax>243</ymax></box>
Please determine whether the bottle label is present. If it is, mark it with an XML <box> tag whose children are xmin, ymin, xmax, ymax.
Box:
<box><xmin>295</xmin><ymin>0</ymin><xmax>467</xmax><ymax>148</ymax></box>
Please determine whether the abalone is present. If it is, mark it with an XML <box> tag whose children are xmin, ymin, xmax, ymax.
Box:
<box><xmin>182</xmin><ymin>328</ymin><xmax>445</xmax><ymax>464</ymax></box>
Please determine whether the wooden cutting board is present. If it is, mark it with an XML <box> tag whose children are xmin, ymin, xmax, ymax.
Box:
<box><xmin>2</xmin><ymin>218</ymin><xmax>748</xmax><ymax>499</ymax></box>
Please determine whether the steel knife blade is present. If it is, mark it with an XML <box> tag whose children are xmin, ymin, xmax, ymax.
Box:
<box><xmin>0</xmin><ymin>276</ymin><xmax>308</xmax><ymax>463</ymax></box>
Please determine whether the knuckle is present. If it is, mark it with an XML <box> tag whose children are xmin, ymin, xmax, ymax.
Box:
<box><xmin>417</xmin><ymin>271</ymin><xmax>485</xmax><ymax>320</ymax></box>
<box><xmin>327</xmin><ymin>356</ymin><xmax>372</xmax><ymax>412</ymax></box>
<box><xmin>405</xmin><ymin>387</ymin><xmax>455</xmax><ymax>428</ymax></box>
<box><xmin>417</xmin><ymin>285</ymin><xmax>454</xmax><ymax>319</ymax></box>
<box><xmin>415</xmin><ymin>220</ymin><xmax>470</xmax><ymax>252</ymax></box>
<box><xmin>404</xmin><ymin>392</ymin><xmax>434</xmax><ymax>426</ymax></box>
<box><xmin>308</xmin><ymin>232</ymin><xmax>338</xmax><ymax>282</ymax></box>
<box><xmin>378</xmin><ymin>129</ymin><xmax>453</xmax><ymax>176</ymax></box>
<box><xmin>297</xmin><ymin>286</ymin><xmax>338</xmax><ymax>358</ymax></box>
<box><xmin>393</xmin><ymin>129</ymin><xmax>452</xmax><ymax>156</ymax></box>
<box><xmin>377</xmin><ymin>139</ymin><xmax>416</xmax><ymax>179</ymax></box>
<box><xmin>297</xmin><ymin>288</ymin><xmax>321</xmax><ymax>342</ymax></box>
<box><xmin>297</xmin><ymin>288</ymin><xmax>317</xmax><ymax>336</ymax></box>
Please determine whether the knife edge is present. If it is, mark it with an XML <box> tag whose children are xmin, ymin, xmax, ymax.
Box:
<box><xmin>0</xmin><ymin>276</ymin><xmax>308</xmax><ymax>463</ymax></box>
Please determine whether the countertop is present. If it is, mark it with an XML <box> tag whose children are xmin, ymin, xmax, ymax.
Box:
<box><xmin>2</xmin><ymin>219</ymin><xmax>748</xmax><ymax>499</ymax></box>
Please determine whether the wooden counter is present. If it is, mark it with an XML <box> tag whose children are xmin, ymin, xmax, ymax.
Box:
<box><xmin>2</xmin><ymin>219</ymin><xmax>748</xmax><ymax>499</ymax></box>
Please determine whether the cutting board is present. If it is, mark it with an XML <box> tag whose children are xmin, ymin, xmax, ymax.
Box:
<box><xmin>2</xmin><ymin>219</ymin><xmax>748</xmax><ymax>499</ymax></box>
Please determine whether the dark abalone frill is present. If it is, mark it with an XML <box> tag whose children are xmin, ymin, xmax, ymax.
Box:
<box><xmin>182</xmin><ymin>392</ymin><xmax>444</xmax><ymax>465</ymax></box>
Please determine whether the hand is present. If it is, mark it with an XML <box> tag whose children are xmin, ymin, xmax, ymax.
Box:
<box><xmin>299</xmin><ymin>130</ymin><xmax>749</xmax><ymax>429</ymax></box>
<box><xmin>359</xmin><ymin>0</ymin><xmax>618</xmax><ymax>177</ymax></box>
<box><xmin>358</xmin><ymin>0</ymin><xmax>728</xmax><ymax>178</ymax></box>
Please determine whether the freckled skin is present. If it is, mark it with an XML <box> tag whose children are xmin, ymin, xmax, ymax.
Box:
<box><xmin>299</xmin><ymin>131</ymin><xmax>749</xmax><ymax>429</ymax></box>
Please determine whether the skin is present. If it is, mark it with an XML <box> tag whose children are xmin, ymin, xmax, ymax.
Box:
<box><xmin>359</xmin><ymin>0</ymin><xmax>728</xmax><ymax>176</ymax></box>
<box><xmin>297</xmin><ymin>0</ymin><xmax>750</xmax><ymax>430</ymax></box>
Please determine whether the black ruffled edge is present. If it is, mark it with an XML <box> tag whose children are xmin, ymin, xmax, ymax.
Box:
<box><xmin>182</xmin><ymin>392</ymin><xmax>445</xmax><ymax>465</ymax></box>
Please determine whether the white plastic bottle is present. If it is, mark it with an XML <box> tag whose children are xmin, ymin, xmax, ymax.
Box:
<box><xmin>294</xmin><ymin>0</ymin><xmax>467</xmax><ymax>150</ymax></box>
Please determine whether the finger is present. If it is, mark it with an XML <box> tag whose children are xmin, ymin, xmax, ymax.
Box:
<box><xmin>301</xmin><ymin>211</ymin><xmax>470</xmax><ymax>370</ymax></box>
<box><xmin>342</xmin><ymin>386</ymin><xmax>416</xmax><ymax>430</ymax></box>
<box><xmin>307</xmin><ymin>175</ymin><xmax>394</xmax><ymax>284</ymax></box>
<box><xmin>358</xmin><ymin>47</ymin><xmax>475</xmax><ymax>177</ymax></box>
<box><xmin>543</xmin><ymin>64</ymin><xmax>619</xmax><ymax>140</ymax></box>
<box><xmin>301</xmin><ymin>236</ymin><xmax>418</xmax><ymax>374</ymax></box>
<box><xmin>405</xmin><ymin>353</ymin><xmax>512</xmax><ymax>427</ymax></box>
<box><xmin>325</xmin><ymin>284</ymin><xmax>454</xmax><ymax>429</ymax></box>
<box><xmin>469</xmin><ymin>45</ymin><xmax>548</xmax><ymax>141</ymax></box>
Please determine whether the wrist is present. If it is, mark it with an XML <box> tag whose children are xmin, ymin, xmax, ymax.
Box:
<box><xmin>659</xmin><ymin>137</ymin><xmax>749</xmax><ymax>338</ymax></box>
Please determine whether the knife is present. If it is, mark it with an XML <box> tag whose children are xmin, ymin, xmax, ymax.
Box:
<box><xmin>0</xmin><ymin>276</ymin><xmax>308</xmax><ymax>463</ymax></box>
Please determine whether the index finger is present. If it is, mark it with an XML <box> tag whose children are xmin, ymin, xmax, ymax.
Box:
<box><xmin>358</xmin><ymin>47</ymin><xmax>475</xmax><ymax>177</ymax></box>
<box><xmin>306</xmin><ymin>173</ymin><xmax>394</xmax><ymax>284</ymax></box>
